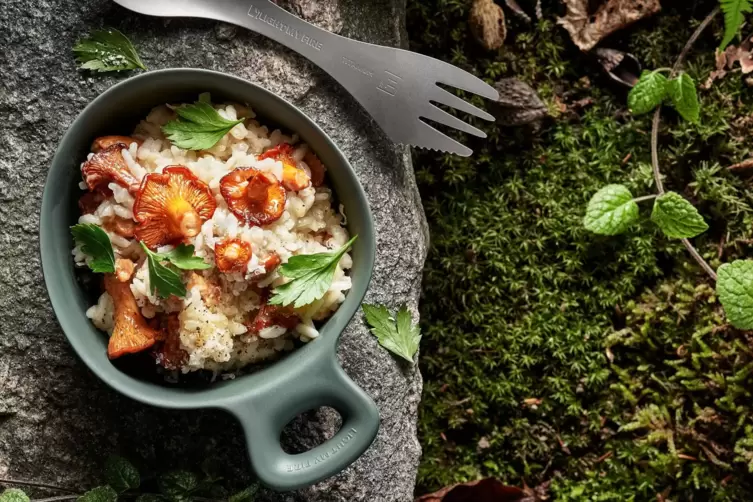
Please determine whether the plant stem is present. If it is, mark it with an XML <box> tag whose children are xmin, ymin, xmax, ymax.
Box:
<box><xmin>682</xmin><ymin>238</ymin><xmax>718</xmax><ymax>281</ymax></box>
<box><xmin>649</xmin><ymin>7</ymin><xmax>720</xmax><ymax>281</ymax></box>
<box><xmin>0</xmin><ymin>479</ymin><xmax>79</xmax><ymax>494</ymax></box>
<box><xmin>670</xmin><ymin>8</ymin><xmax>720</xmax><ymax>77</ymax></box>
<box><xmin>632</xmin><ymin>194</ymin><xmax>657</xmax><ymax>203</ymax></box>
<box><xmin>31</xmin><ymin>496</ymin><xmax>78</xmax><ymax>502</ymax></box>
<box><xmin>650</xmin><ymin>108</ymin><xmax>664</xmax><ymax>194</ymax></box>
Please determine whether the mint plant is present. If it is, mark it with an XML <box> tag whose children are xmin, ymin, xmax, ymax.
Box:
<box><xmin>628</xmin><ymin>70</ymin><xmax>699</xmax><ymax>123</ymax></box>
<box><xmin>584</xmin><ymin>187</ymin><xmax>707</xmax><ymax>239</ymax></box>
<box><xmin>584</xmin><ymin>7</ymin><xmax>753</xmax><ymax>330</ymax></box>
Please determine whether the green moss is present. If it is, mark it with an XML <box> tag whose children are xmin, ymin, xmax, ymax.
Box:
<box><xmin>408</xmin><ymin>0</ymin><xmax>753</xmax><ymax>499</ymax></box>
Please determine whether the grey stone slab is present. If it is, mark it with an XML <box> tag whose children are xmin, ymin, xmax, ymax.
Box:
<box><xmin>0</xmin><ymin>0</ymin><xmax>425</xmax><ymax>500</ymax></box>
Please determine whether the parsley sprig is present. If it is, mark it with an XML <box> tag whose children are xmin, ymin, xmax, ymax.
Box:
<box><xmin>362</xmin><ymin>304</ymin><xmax>421</xmax><ymax>363</ymax></box>
<box><xmin>140</xmin><ymin>243</ymin><xmax>210</xmax><ymax>299</ymax></box>
<box><xmin>71</xmin><ymin>223</ymin><xmax>116</xmax><ymax>273</ymax></box>
<box><xmin>269</xmin><ymin>236</ymin><xmax>358</xmax><ymax>308</ymax></box>
<box><xmin>162</xmin><ymin>94</ymin><xmax>244</xmax><ymax>151</ymax></box>
<box><xmin>73</xmin><ymin>28</ymin><xmax>147</xmax><ymax>72</ymax></box>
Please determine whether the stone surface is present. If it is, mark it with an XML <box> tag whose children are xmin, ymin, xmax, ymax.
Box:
<box><xmin>0</xmin><ymin>0</ymin><xmax>426</xmax><ymax>501</ymax></box>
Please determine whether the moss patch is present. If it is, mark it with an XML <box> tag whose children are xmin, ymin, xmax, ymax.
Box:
<box><xmin>408</xmin><ymin>0</ymin><xmax>753</xmax><ymax>499</ymax></box>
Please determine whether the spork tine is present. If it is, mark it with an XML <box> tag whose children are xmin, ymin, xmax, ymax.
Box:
<box><xmin>112</xmin><ymin>0</ymin><xmax>499</xmax><ymax>157</ymax></box>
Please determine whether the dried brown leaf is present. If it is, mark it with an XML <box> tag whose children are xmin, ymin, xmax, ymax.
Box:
<box><xmin>491</xmin><ymin>78</ymin><xmax>548</xmax><ymax>126</ymax></box>
<box><xmin>523</xmin><ymin>397</ymin><xmax>543</xmax><ymax>407</ymax></box>
<box><xmin>470</xmin><ymin>0</ymin><xmax>506</xmax><ymax>51</ymax></box>
<box><xmin>557</xmin><ymin>0</ymin><xmax>661</xmax><ymax>51</ymax></box>
<box><xmin>704</xmin><ymin>35</ymin><xmax>753</xmax><ymax>88</ymax></box>
<box><xmin>415</xmin><ymin>478</ymin><xmax>531</xmax><ymax>502</ymax></box>
<box><xmin>593</xmin><ymin>48</ymin><xmax>641</xmax><ymax>87</ymax></box>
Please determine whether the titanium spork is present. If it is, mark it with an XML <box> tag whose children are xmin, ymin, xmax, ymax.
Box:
<box><xmin>111</xmin><ymin>0</ymin><xmax>500</xmax><ymax>157</ymax></box>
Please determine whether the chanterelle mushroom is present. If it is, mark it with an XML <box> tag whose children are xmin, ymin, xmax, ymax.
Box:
<box><xmin>91</xmin><ymin>135</ymin><xmax>142</xmax><ymax>153</ymax></box>
<box><xmin>104</xmin><ymin>274</ymin><xmax>160</xmax><ymax>359</ymax></box>
<box><xmin>133</xmin><ymin>166</ymin><xmax>216</xmax><ymax>249</ymax></box>
<box><xmin>215</xmin><ymin>238</ymin><xmax>252</xmax><ymax>274</ymax></box>
<box><xmin>303</xmin><ymin>150</ymin><xmax>326</xmax><ymax>188</ymax></box>
<box><xmin>219</xmin><ymin>167</ymin><xmax>286</xmax><ymax>226</ymax></box>
<box><xmin>82</xmin><ymin>143</ymin><xmax>140</xmax><ymax>194</ymax></box>
<box><xmin>259</xmin><ymin>143</ymin><xmax>311</xmax><ymax>191</ymax></box>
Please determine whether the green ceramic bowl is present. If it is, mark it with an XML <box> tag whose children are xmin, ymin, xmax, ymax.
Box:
<box><xmin>39</xmin><ymin>68</ymin><xmax>379</xmax><ymax>491</ymax></box>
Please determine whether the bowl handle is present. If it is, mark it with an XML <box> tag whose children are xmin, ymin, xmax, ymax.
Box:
<box><xmin>227</xmin><ymin>357</ymin><xmax>380</xmax><ymax>491</ymax></box>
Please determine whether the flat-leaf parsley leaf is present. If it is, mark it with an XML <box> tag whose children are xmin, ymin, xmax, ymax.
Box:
<box><xmin>139</xmin><ymin>243</ymin><xmax>211</xmax><ymax>298</ymax></box>
<box><xmin>140</xmin><ymin>243</ymin><xmax>186</xmax><ymax>299</ymax></box>
<box><xmin>269</xmin><ymin>236</ymin><xmax>358</xmax><ymax>308</ymax></box>
<box><xmin>162</xmin><ymin>98</ymin><xmax>244</xmax><ymax>151</ymax></box>
<box><xmin>73</xmin><ymin>28</ymin><xmax>147</xmax><ymax>72</ymax></box>
<box><xmin>156</xmin><ymin>244</ymin><xmax>212</xmax><ymax>271</ymax></box>
<box><xmin>71</xmin><ymin>223</ymin><xmax>116</xmax><ymax>273</ymax></box>
<box><xmin>362</xmin><ymin>304</ymin><xmax>421</xmax><ymax>363</ymax></box>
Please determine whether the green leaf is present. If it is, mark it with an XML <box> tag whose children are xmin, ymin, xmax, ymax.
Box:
<box><xmin>158</xmin><ymin>471</ymin><xmax>198</xmax><ymax>502</ymax></box>
<box><xmin>228</xmin><ymin>486</ymin><xmax>260</xmax><ymax>502</ymax></box>
<box><xmin>362</xmin><ymin>304</ymin><xmax>421</xmax><ymax>363</ymax></box>
<box><xmin>77</xmin><ymin>486</ymin><xmax>118</xmax><ymax>502</ymax></box>
<box><xmin>162</xmin><ymin>99</ymin><xmax>243</xmax><ymax>150</ymax></box>
<box><xmin>71</xmin><ymin>223</ymin><xmax>116</xmax><ymax>273</ymax></box>
<box><xmin>583</xmin><ymin>185</ymin><xmax>639</xmax><ymax>236</ymax></box>
<box><xmin>269</xmin><ymin>235</ymin><xmax>358</xmax><ymax>308</ymax></box>
<box><xmin>718</xmin><ymin>260</ymin><xmax>753</xmax><ymax>329</ymax></box>
<box><xmin>104</xmin><ymin>456</ymin><xmax>140</xmax><ymax>493</ymax></box>
<box><xmin>628</xmin><ymin>70</ymin><xmax>668</xmax><ymax>115</ymax></box>
<box><xmin>667</xmin><ymin>73</ymin><xmax>700</xmax><ymax>123</ymax></box>
<box><xmin>0</xmin><ymin>489</ymin><xmax>30</xmax><ymax>502</ymax></box>
<box><xmin>134</xmin><ymin>495</ymin><xmax>162</xmax><ymax>502</ymax></box>
<box><xmin>157</xmin><ymin>244</ymin><xmax>211</xmax><ymax>270</ymax></box>
<box><xmin>650</xmin><ymin>192</ymin><xmax>708</xmax><ymax>238</ymax></box>
<box><xmin>720</xmin><ymin>0</ymin><xmax>753</xmax><ymax>50</ymax></box>
<box><xmin>199</xmin><ymin>458</ymin><xmax>223</xmax><ymax>482</ymax></box>
<box><xmin>141</xmin><ymin>243</ymin><xmax>186</xmax><ymax>298</ymax></box>
<box><xmin>73</xmin><ymin>28</ymin><xmax>147</xmax><ymax>72</ymax></box>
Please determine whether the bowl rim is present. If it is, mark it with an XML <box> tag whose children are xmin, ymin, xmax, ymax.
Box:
<box><xmin>39</xmin><ymin>68</ymin><xmax>376</xmax><ymax>410</ymax></box>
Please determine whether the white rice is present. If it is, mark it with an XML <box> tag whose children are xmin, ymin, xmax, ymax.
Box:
<box><xmin>76</xmin><ymin>100</ymin><xmax>352</xmax><ymax>373</ymax></box>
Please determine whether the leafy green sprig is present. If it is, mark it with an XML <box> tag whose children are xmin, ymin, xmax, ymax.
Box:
<box><xmin>269</xmin><ymin>236</ymin><xmax>357</xmax><ymax>308</ymax></box>
<box><xmin>0</xmin><ymin>456</ymin><xmax>258</xmax><ymax>502</ymax></box>
<box><xmin>362</xmin><ymin>304</ymin><xmax>422</xmax><ymax>363</ymax></box>
<box><xmin>162</xmin><ymin>94</ymin><xmax>244</xmax><ymax>151</ymax></box>
<box><xmin>73</xmin><ymin>29</ymin><xmax>147</xmax><ymax>72</ymax></box>
<box><xmin>141</xmin><ymin>243</ymin><xmax>211</xmax><ymax>299</ymax></box>
<box><xmin>71</xmin><ymin>224</ymin><xmax>116</xmax><ymax>273</ymax></box>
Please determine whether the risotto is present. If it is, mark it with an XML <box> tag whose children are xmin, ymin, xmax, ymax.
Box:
<box><xmin>72</xmin><ymin>97</ymin><xmax>353</xmax><ymax>374</ymax></box>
